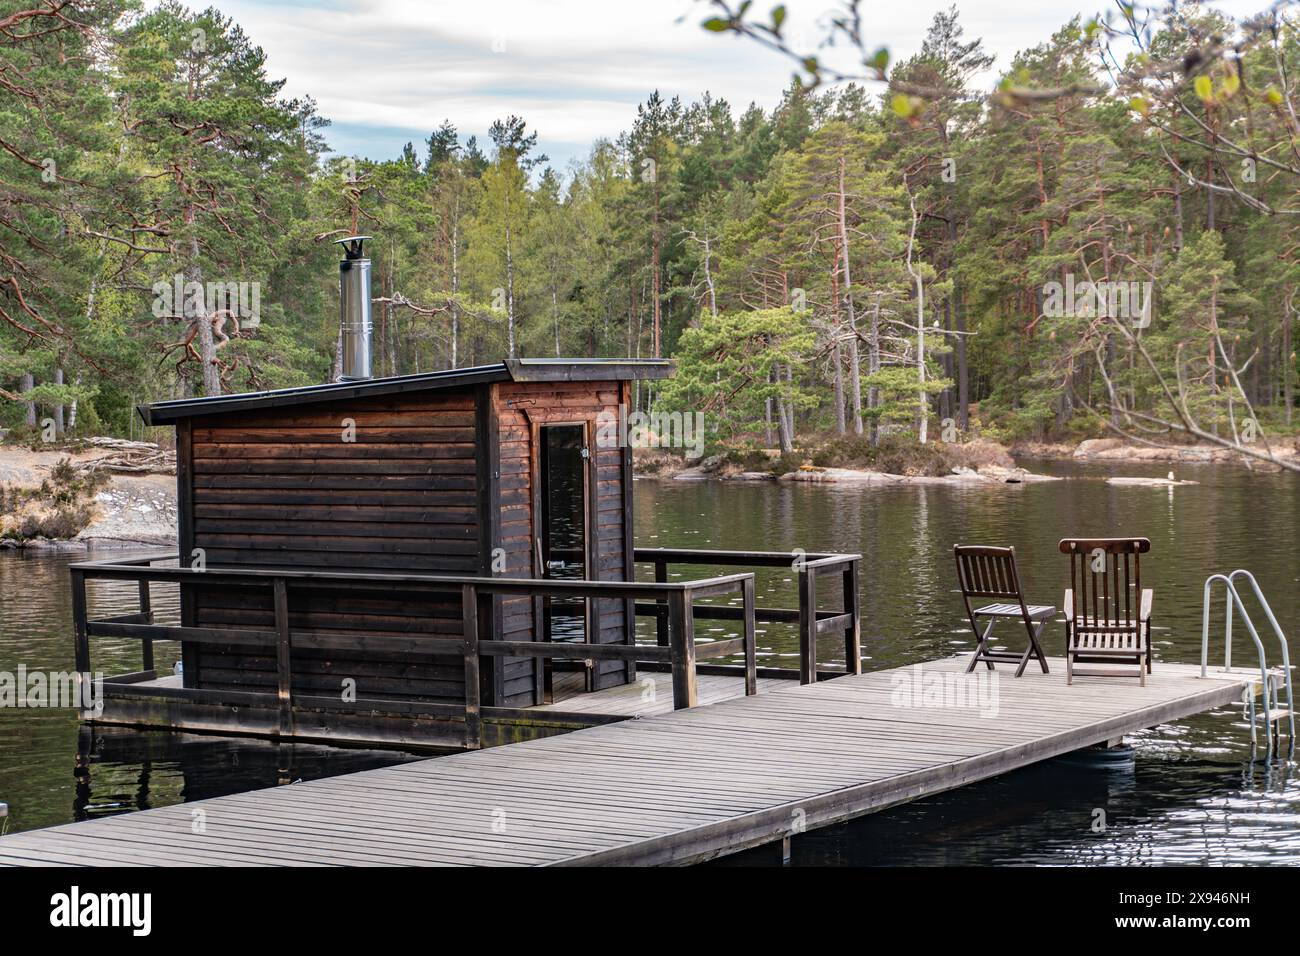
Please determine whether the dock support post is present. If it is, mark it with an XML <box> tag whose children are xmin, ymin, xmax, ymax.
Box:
<box><xmin>798</xmin><ymin>568</ymin><xmax>817</xmax><ymax>685</ymax></box>
<box><xmin>668</xmin><ymin>589</ymin><xmax>698</xmax><ymax>709</ymax></box>
<box><xmin>781</xmin><ymin>835</ymin><xmax>792</xmax><ymax>866</ymax></box>
<box><xmin>71</xmin><ymin>569</ymin><xmax>90</xmax><ymax>712</ymax></box>
<box><xmin>843</xmin><ymin>559</ymin><xmax>861</xmax><ymax>676</ymax></box>
<box><xmin>273</xmin><ymin>577</ymin><xmax>293</xmax><ymax>739</ymax></box>
<box><xmin>138</xmin><ymin>579</ymin><xmax>154</xmax><ymax>673</ymax></box>
<box><xmin>463</xmin><ymin>585</ymin><xmax>482</xmax><ymax>749</ymax></box>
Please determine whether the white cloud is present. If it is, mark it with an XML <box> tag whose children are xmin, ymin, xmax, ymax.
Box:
<box><xmin>213</xmin><ymin>0</ymin><xmax>1276</xmax><ymax>166</ymax></box>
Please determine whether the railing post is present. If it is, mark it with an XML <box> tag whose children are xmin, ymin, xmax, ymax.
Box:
<box><xmin>272</xmin><ymin>577</ymin><xmax>293</xmax><ymax>738</ymax></box>
<box><xmin>668</xmin><ymin>588</ymin><xmax>697</xmax><ymax>709</ymax></box>
<box><xmin>798</xmin><ymin>567</ymin><xmax>817</xmax><ymax>685</ymax></box>
<box><xmin>742</xmin><ymin>576</ymin><xmax>757</xmax><ymax>696</ymax></box>
<box><xmin>842</xmin><ymin>559</ymin><xmax>861</xmax><ymax>676</ymax></box>
<box><xmin>654</xmin><ymin>559</ymin><xmax>669</xmax><ymax>646</ymax></box>
<box><xmin>70</xmin><ymin>569</ymin><xmax>90</xmax><ymax>696</ymax></box>
<box><xmin>462</xmin><ymin>584</ymin><xmax>482</xmax><ymax>749</ymax></box>
<box><xmin>138</xmin><ymin>579</ymin><xmax>154</xmax><ymax>673</ymax></box>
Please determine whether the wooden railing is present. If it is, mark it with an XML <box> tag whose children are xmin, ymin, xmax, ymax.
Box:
<box><xmin>69</xmin><ymin>554</ymin><xmax>762</xmax><ymax>748</ymax></box>
<box><xmin>635</xmin><ymin>548</ymin><xmax>862</xmax><ymax>684</ymax></box>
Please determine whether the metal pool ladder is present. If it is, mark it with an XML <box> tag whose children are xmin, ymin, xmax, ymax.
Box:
<box><xmin>1202</xmin><ymin>570</ymin><xmax>1295</xmax><ymax>761</ymax></box>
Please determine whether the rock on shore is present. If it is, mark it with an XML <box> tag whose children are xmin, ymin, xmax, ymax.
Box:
<box><xmin>1072</xmin><ymin>437</ymin><xmax>1299</xmax><ymax>464</ymax></box>
<box><xmin>76</xmin><ymin>474</ymin><xmax>178</xmax><ymax>547</ymax></box>
<box><xmin>1</xmin><ymin>446</ymin><xmax>178</xmax><ymax>549</ymax></box>
<box><xmin>779</xmin><ymin>464</ymin><xmax>1060</xmax><ymax>486</ymax></box>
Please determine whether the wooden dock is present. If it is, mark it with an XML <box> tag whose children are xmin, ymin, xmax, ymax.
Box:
<box><xmin>0</xmin><ymin>656</ymin><xmax>1263</xmax><ymax>867</ymax></box>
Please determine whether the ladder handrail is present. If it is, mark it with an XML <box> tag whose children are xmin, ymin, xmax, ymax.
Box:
<box><xmin>1202</xmin><ymin>574</ymin><xmax>1271</xmax><ymax>742</ymax></box>
<box><xmin>1228</xmin><ymin>570</ymin><xmax>1292</xmax><ymax>678</ymax></box>
<box><xmin>1230</xmin><ymin>570</ymin><xmax>1295</xmax><ymax>751</ymax></box>
<box><xmin>1201</xmin><ymin>570</ymin><xmax>1295</xmax><ymax>760</ymax></box>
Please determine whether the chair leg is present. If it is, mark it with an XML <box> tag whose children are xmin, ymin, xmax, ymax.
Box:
<box><xmin>1031</xmin><ymin>620</ymin><xmax>1049</xmax><ymax>674</ymax></box>
<box><xmin>966</xmin><ymin>619</ymin><xmax>996</xmax><ymax>674</ymax></box>
<box><xmin>1014</xmin><ymin>644</ymin><xmax>1033</xmax><ymax>678</ymax></box>
<box><xmin>1064</xmin><ymin>624</ymin><xmax>1072</xmax><ymax>685</ymax></box>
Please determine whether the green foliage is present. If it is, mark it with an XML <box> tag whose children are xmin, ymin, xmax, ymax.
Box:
<box><xmin>659</xmin><ymin>307</ymin><xmax>816</xmax><ymax>441</ymax></box>
<box><xmin>2</xmin><ymin>2</ymin><xmax>1299</xmax><ymax>451</ymax></box>
<box><xmin>810</xmin><ymin>433</ymin><xmax>953</xmax><ymax>476</ymax></box>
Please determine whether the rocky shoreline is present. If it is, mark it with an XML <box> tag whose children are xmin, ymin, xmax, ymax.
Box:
<box><xmin>1</xmin><ymin>434</ymin><xmax>1293</xmax><ymax>550</ymax></box>
<box><xmin>0</xmin><ymin>446</ymin><xmax>177</xmax><ymax>551</ymax></box>
<box><xmin>1018</xmin><ymin>436</ymin><xmax>1300</xmax><ymax>466</ymax></box>
<box><xmin>671</xmin><ymin>461</ymin><xmax>1060</xmax><ymax>486</ymax></box>
<box><xmin>654</xmin><ymin>435</ymin><xmax>1300</xmax><ymax>485</ymax></box>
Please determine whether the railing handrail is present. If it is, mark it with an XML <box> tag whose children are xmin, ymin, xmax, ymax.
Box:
<box><xmin>70</xmin><ymin>556</ymin><xmax>763</xmax><ymax>744</ymax></box>
<box><xmin>71</xmin><ymin>544</ymin><xmax>862</xmax><ymax>745</ymax></box>
<box><xmin>638</xmin><ymin>546</ymin><xmax>862</xmax><ymax>685</ymax></box>
<box><xmin>635</xmin><ymin>546</ymin><xmax>862</xmax><ymax>567</ymax></box>
<box><xmin>70</xmin><ymin>554</ymin><xmax>751</xmax><ymax>596</ymax></box>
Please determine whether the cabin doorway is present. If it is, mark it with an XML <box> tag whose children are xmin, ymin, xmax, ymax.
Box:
<box><xmin>539</xmin><ymin>424</ymin><xmax>590</xmax><ymax>677</ymax></box>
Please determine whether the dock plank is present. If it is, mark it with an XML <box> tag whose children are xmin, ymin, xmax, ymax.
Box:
<box><xmin>0</xmin><ymin>657</ymin><xmax>1260</xmax><ymax>866</ymax></box>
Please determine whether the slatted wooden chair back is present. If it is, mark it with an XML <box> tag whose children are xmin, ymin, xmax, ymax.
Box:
<box><xmin>1058</xmin><ymin>538</ymin><xmax>1150</xmax><ymax>648</ymax></box>
<box><xmin>954</xmin><ymin>545</ymin><xmax>1028</xmax><ymax>622</ymax></box>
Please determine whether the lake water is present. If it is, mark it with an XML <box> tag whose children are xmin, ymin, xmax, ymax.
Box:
<box><xmin>2</xmin><ymin>457</ymin><xmax>1298</xmax><ymax>864</ymax></box>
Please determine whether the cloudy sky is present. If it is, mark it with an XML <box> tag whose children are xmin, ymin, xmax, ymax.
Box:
<box><xmin>215</xmin><ymin>0</ymin><xmax>1270</xmax><ymax>170</ymax></box>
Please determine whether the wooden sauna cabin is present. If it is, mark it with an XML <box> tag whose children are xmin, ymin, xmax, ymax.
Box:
<box><xmin>70</xmin><ymin>359</ymin><xmax>863</xmax><ymax>750</ymax></box>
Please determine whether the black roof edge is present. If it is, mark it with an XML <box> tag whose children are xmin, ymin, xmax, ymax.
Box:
<box><xmin>137</xmin><ymin>358</ymin><xmax>675</xmax><ymax>425</ymax></box>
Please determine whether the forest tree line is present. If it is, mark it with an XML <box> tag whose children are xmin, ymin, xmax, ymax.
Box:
<box><xmin>2</xmin><ymin>0</ymin><xmax>1299</xmax><ymax>466</ymax></box>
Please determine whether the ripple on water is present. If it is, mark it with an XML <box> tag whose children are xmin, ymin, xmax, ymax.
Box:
<box><xmin>3</xmin><ymin>464</ymin><xmax>1299</xmax><ymax>863</ymax></box>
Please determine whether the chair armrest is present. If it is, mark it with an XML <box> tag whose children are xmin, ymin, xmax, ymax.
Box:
<box><xmin>1140</xmin><ymin>588</ymin><xmax>1153</xmax><ymax>622</ymax></box>
<box><xmin>1063</xmin><ymin>588</ymin><xmax>1073</xmax><ymax>619</ymax></box>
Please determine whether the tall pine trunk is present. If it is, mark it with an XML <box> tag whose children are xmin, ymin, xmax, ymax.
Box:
<box><xmin>53</xmin><ymin>367</ymin><xmax>65</xmax><ymax>437</ymax></box>
<box><xmin>450</xmin><ymin>212</ymin><xmax>461</xmax><ymax>369</ymax></box>
<box><xmin>830</xmin><ymin>262</ymin><xmax>846</xmax><ymax>435</ymax></box>
<box><xmin>838</xmin><ymin>157</ymin><xmax>863</xmax><ymax>435</ymax></box>
<box><xmin>21</xmin><ymin>372</ymin><xmax>35</xmax><ymax>427</ymax></box>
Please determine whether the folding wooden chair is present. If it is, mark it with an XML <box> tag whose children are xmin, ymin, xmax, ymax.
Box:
<box><xmin>1059</xmin><ymin>538</ymin><xmax>1153</xmax><ymax>686</ymax></box>
<box><xmin>953</xmin><ymin>545</ymin><xmax>1055</xmax><ymax>677</ymax></box>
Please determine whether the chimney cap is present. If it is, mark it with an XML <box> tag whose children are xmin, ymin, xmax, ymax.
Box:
<box><xmin>334</xmin><ymin>235</ymin><xmax>371</xmax><ymax>260</ymax></box>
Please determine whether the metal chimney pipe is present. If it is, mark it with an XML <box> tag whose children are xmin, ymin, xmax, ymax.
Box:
<box><xmin>335</xmin><ymin>235</ymin><xmax>373</xmax><ymax>381</ymax></box>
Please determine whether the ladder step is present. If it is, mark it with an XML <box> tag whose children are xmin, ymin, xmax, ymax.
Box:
<box><xmin>1265</xmin><ymin>709</ymin><xmax>1292</xmax><ymax>722</ymax></box>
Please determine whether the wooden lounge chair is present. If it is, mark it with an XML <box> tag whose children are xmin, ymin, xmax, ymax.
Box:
<box><xmin>1059</xmin><ymin>538</ymin><xmax>1153</xmax><ymax>686</ymax></box>
<box><xmin>953</xmin><ymin>545</ymin><xmax>1055</xmax><ymax>677</ymax></box>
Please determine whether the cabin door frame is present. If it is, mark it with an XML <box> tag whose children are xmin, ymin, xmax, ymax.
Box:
<box><xmin>532</xmin><ymin>419</ymin><xmax>598</xmax><ymax>700</ymax></box>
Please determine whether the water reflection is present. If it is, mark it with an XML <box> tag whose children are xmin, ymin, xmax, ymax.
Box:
<box><xmin>71</xmin><ymin>725</ymin><xmax>425</xmax><ymax>825</ymax></box>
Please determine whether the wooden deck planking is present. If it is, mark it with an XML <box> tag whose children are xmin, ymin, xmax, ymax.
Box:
<box><xmin>0</xmin><ymin>656</ymin><xmax>1261</xmax><ymax>867</ymax></box>
<box><xmin>542</xmin><ymin>669</ymin><xmax>788</xmax><ymax>716</ymax></box>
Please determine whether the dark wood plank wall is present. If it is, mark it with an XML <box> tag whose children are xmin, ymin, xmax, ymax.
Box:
<box><xmin>185</xmin><ymin>389</ymin><xmax>478</xmax><ymax>705</ymax></box>
<box><xmin>495</xmin><ymin>379</ymin><xmax>630</xmax><ymax>700</ymax></box>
